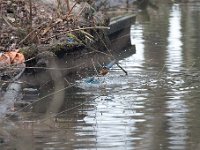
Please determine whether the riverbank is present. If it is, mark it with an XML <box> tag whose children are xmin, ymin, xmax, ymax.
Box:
<box><xmin>0</xmin><ymin>0</ymin><xmax>137</xmax><ymax>119</ymax></box>
<box><xmin>0</xmin><ymin>0</ymin><xmax>137</xmax><ymax>80</ymax></box>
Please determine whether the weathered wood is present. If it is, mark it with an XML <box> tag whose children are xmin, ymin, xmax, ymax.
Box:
<box><xmin>108</xmin><ymin>14</ymin><xmax>136</xmax><ymax>35</ymax></box>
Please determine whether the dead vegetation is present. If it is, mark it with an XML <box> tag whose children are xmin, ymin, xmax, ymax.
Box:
<box><xmin>0</xmin><ymin>0</ymin><xmax>109</xmax><ymax>53</ymax></box>
<box><xmin>0</xmin><ymin>0</ymin><xmax>113</xmax><ymax>85</ymax></box>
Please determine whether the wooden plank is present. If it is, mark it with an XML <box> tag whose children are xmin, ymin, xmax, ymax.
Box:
<box><xmin>108</xmin><ymin>14</ymin><xmax>136</xmax><ymax>35</ymax></box>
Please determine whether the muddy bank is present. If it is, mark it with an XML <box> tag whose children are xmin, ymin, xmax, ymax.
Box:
<box><xmin>0</xmin><ymin>26</ymin><xmax>136</xmax><ymax>133</ymax></box>
<box><xmin>0</xmin><ymin>0</ymin><xmax>137</xmax><ymax>119</ymax></box>
<box><xmin>0</xmin><ymin>0</ymin><xmax>136</xmax><ymax>81</ymax></box>
<box><xmin>22</xmin><ymin>24</ymin><xmax>136</xmax><ymax>86</ymax></box>
<box><xmin>0</xmin><ymin>0</ymin><xmax>138</xmax><ymax>79</ymax></box>
<box><xmin>0</xmin><ymin>0</ymin><xmax>111</xmax><ymax>116</ymax></box>
<box><xmin>0</xmin><ymin>0</ymin><xmax>110</xmax><ymax>69</ymax></box>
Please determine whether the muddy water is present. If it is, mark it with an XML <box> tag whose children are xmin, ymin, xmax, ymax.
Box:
<box><xmin>1</xmin><ymin>1</ymin><xmax>200</xmax><ymax>150</ymax></box>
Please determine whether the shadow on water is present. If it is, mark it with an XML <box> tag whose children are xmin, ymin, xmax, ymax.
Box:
<box><xmin>1</xmin><ymin>1</ymin><xmax>200</xmax><ymax>149</ymax></box>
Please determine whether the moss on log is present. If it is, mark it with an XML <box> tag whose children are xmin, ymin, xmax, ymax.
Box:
<box><xmin>19</xmin><ymin>32</ymin><xmax>85</xmax><ymax>60</ymax></box>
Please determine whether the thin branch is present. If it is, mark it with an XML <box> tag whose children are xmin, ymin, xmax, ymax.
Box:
<box><xmin>18</xmin><ymin>24</ymin><xmax>44</xmax><ymax>45</ymax></box>
<box><xmin>116</xmin><ymin>63</ymin><xmax>128</xmax><ymax>75</ymax></box>
<box><xmin>39</xmin><ymin>96</ymin><xmax>101</xmax><ymax>123</ymax></box>
<box><xmin>0</xmin><ymin>63</ymin><xmax>85</xmax><ymax>71</ymax></box>
<box><xmin>76</xmin><ymin>2</ymin><xmax>87</xmax><ymax>18</ymax></box>
<box><xmin>67</xmin><ymin>2</ymin><xmax>78</xmax><ymax>15</ymax></box>
<box><xmin>156</xmin><ymin>64</ymin><xmax>165</xmax><ymax>79</ymax></box>
<box><xmin>29</xmin><ymin>0</ymin><xmax>33</xmax><ymax>28</ymax></box>
<box><xmin>91</xmin><ymin>59</ymin><xmax>99</xmax><ymax>75</ymax></box>
<box><xmin>94</xmin><ymin>30</ymin><xmax>112</xmax><ymax>56</ymax></box>
<box><xmin>65</xmin><ymin>0</ymin><xmax>71</xmax><ymax>13</ymax></box>
<box><xmin>43</xmin><ymin>26</ymin><xmax>110</xmax><ymax>42</ymax></box>
<box><xmin>1</xmin><ymin>15</ymin><xmax>17</xmax><ymax>30</ymax></box>
<box><xmin>4</xmin><ymin>83</ymin><xmax>77</xmax><ymax>120</ymax></box>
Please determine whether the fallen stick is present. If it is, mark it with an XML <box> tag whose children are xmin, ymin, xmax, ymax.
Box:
<box><xmin>116</xmin><ymin>63</ymin><xmax>128</xmax><ymax>75</ymax></box>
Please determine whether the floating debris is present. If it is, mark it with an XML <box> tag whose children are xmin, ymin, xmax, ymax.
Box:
<box><xmin>0</xmin><ymin>49</ymin><xmax>25</xmax><ymax>80</ymax></box>
<box><xmin>84</xmin><ymin>77</ymin><xmax>100</xmax><ymax>84</ymax></box>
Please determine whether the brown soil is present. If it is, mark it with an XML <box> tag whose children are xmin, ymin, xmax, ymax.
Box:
<box><xmin>0</xmin><ymin>0</ymin><xmax>109</xmax><ymax>53</ymax></box>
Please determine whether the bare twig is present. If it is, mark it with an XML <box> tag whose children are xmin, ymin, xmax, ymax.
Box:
<box><xmin>65</xmin><ymin>0</ymin><xmax>71</xmax><ymax>14</ymax></box>
<box><xmin>0</xmin><ymin>63</ymin><xmax>85</xmax><ymax>71</ymax></box>
<box><xmin>5</xmin><ymin>83</ymin><xmax>77</xmax><ymax>120</ymax></box>
<box><xmin>116</xmin><ymin>63</ymin><xmax>128</xmax><ymax>75</ymax></box>
<box><xmin>39</xmin><ymin>96</ymin><xmax>101</xmax><ymax>123</ymax></box>
<box><xmin>0</xmin><ymin>80</ymin><xmax>24</xmax><ymax>84</ymax></box>
<box><xmin>76</xmin><ymin>2</ymin><xmax>87</xmax><ymax>18</ymax></box>
<box><xmin>56</xmin><ymin>0</ymin><xmax>62</xmax><ymax>16</ymax></box>
<box><xmin>93</xmin><ymin>30</ymin><xmax>112</xmax><ymax>56</ymax></box>
<box><xmin>29</xmin><ymin>0</ymin><xmax>33</xmax><ymax>28</ymax></box>
<box><xmin>156</xmin><ymin>64</ymin><xmax>165</xmax><ymax>79</ymax></box>
<box><xmin>18</xmin><ymin>23</ymin><xmax>45</xmax><ymax>45</ymax></box>
<box><xmin>67</xmin><ymin>2</ymin><xmax>78</xmax><ymax>15</ymax></box>
<box><xmin>64</xmin><ymin>77</ymin><xmax>71</xmax><ymax>85</ymax></box>
<box><xmin>79</xmin><ymin>28</ymin><xmax>94</xmax><ymax>39</ymax></box>
<box><xmin>91</xmin><ymin>59</ymin><xmax>99</xmax><ymax>75</ymax></box>
<box><xmin>1</xmin><ymin>15</ymin><xmax>17</xmax><ymax>30</ymax></box>
<box><xmin>43</xmin><ymin>26</ymin><xmax>110</xmax><ymax>42</ymax></box>
<box><xmin>41</xmin><ymin>18</ymin><xmax>62</xmax><ymax>36</ymax></box>
<box><xmin>80</xmin><ymin>41</ymin><xmax>112</xmax><ymax>57</ymax></box>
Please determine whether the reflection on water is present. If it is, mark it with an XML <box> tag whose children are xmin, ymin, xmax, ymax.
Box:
<box><xmin>130</xmin><ymin>23</ymin><xmax>145</xmax><ymax>70</ymax></box>
<box><xmin>167</xmin><ymin>4</ymin><xmax>183</xmax><ymax>72</ymax></box>
<box><xmin>2</xmin><ymin>1</ymin><xmax>200</xmax><ymax>150</ymax></box>
<box><xmin>166</xmin><ymin>4</ymin><xmax>188</xmax><ymax>150</ymax></box>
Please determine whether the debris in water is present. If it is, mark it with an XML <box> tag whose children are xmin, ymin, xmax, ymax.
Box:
<box><xmin>0</xmin><ymin>49</ymin><xmax>25</xmax><ymax>80</ymax></box>
<box><xmin>84</xmin><ymin>77</ymin><xmax>100</xmax><ymax>84</ymax></box>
